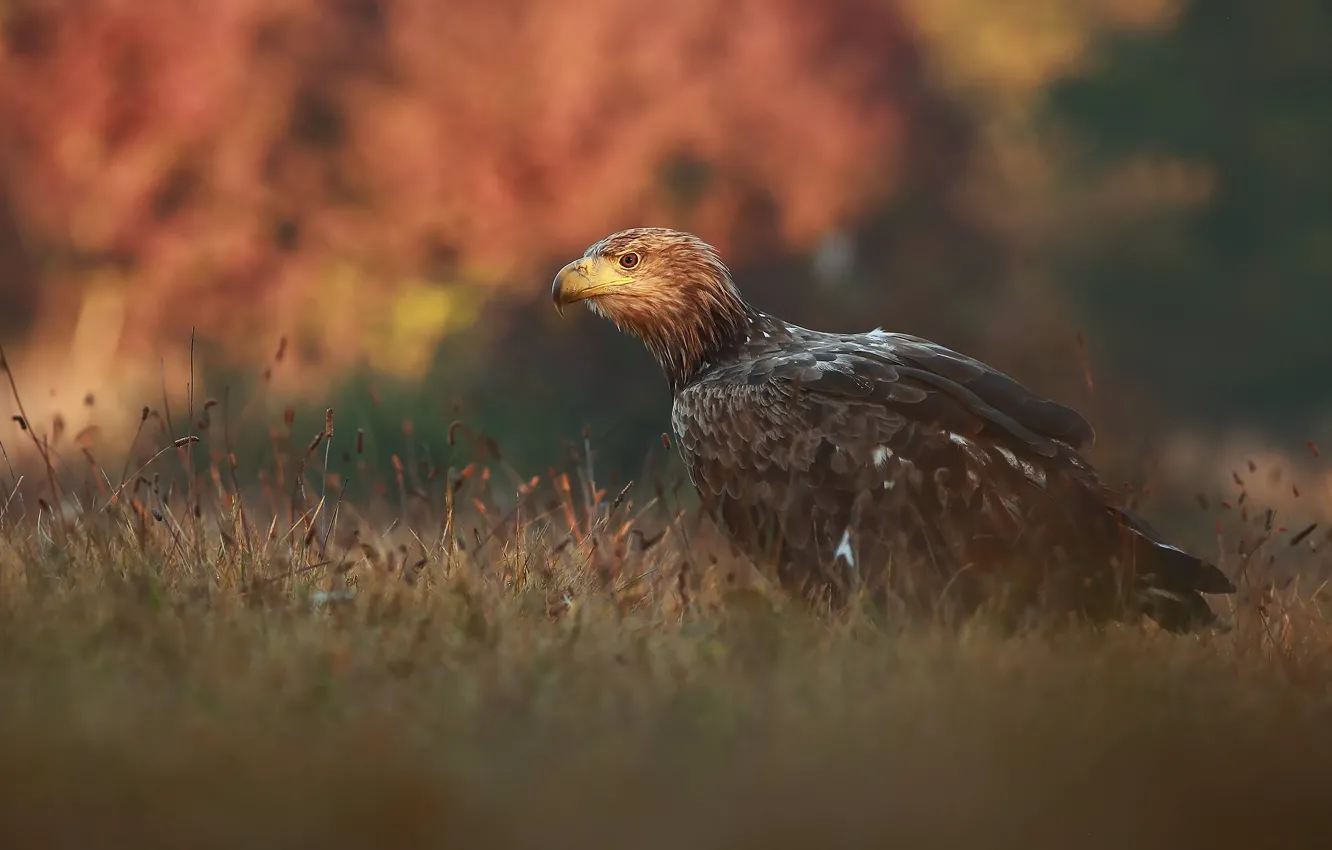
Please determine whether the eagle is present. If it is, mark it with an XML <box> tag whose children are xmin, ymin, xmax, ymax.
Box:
<box><xmin>550</xmin><ymin>227</ymin><xmax>1235</xmax><ymax>632</ymax></box>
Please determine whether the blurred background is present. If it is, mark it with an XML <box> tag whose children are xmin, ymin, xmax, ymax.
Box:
<box><xmin>0</xmin><ymin>0</ymin><xmax>1328</xmax><ymax>551</ymax></box>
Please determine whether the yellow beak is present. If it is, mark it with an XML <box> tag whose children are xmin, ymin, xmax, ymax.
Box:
<box><xmin>551</xmin><ymin>256</ymin><xmax>634</xmax><ymax>316</ymax></box>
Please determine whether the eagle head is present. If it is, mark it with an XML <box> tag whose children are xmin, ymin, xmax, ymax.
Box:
<box><xmin>551</xmin><ymin>227</ymin><xmax>751</xmax><ymax>389</ymax></box>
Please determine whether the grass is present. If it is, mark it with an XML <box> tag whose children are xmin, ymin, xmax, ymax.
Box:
<box><xmin>0</xmin><ymin>347</ymin><xmax>1331</xmax><ymax>849</ymax></box>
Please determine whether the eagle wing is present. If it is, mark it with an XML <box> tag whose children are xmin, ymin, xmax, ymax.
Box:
<box><xmin>872</xmin><ymin>332</ymin><xmax>1097</xmax><ymax>451</ymax></box>
<box><xmin>673</xmin><ymin>332</ymin><xmax>1087</xmax><ymax>564</ymax></box>
<box><xmin>676</xmin><ymin>330</ymin><xmax>1093</xmax><ymax>480</ymax></box>
<box><xmin>672</xmin><ymin>330</ymin><xmax>1232</xmax><ymax>625</ymax></box>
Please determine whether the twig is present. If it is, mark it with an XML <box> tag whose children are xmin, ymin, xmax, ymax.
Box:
<box><xmin>0</xmin><ymin>473</ymin><xmax>24</xmax><ymax>527</ymax></box>
<box><xmin>0</xmin><ymin>440</ymin><xmax>25</xmax><ymax>521</ymax></box>
<box><xmin>242</xmin><ymin>559</ymin><xmax>336</xmax><ymax>591</ymax></box>
<box><xmin>101</xmin><ymin>437</ymin><xmax>200</xmax><ymax>510</ymax></box>
<box><xmin>219</xmin><ymin>385</ymin><xmax>252</xmax><ymax>571</ymax></box>
<box><xmin>0</xmin><ymin>344</ymin><xmax>65</xmax><ymax>515</ymax></box>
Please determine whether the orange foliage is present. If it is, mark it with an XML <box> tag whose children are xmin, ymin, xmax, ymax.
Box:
<box><xmin>0</xmin><ymin>0</ymin><xmax>923</xmax><ymax>375</ymax></box>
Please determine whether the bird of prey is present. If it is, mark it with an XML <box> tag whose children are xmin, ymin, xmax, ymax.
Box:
<box><xmin>550</xmin><ymin>227</ymin><xmax>1235</xmax><ymax>631</ymax></box>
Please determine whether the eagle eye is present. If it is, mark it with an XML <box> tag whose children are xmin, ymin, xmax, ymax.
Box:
<box><xmin>618</xmin><ymin>252</ymin><xmax>640</xmax><ymax>270</ymax></box>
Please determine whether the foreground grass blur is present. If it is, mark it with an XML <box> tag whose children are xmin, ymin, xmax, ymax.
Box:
<box><xmin>0</xmin><ymin>379</ymin><xmax>1330</xmax><ymax>849</ymax></box>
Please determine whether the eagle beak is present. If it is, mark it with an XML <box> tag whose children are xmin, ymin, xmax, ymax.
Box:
<box><xmin>551</xmin><ymin>257</ymin><xmax>633</xmax><ymax>317</ymax></box>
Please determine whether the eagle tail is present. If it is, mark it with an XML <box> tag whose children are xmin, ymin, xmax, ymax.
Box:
<box><xmin>1115</xmin><ymin>507</ymin><xmax>1237</xmax><ymax>633</ymax></box>
<box><xmin>1137</xmin><ymin>585</ymin><xmax>1224</xmax><ymax>633</ymax></box>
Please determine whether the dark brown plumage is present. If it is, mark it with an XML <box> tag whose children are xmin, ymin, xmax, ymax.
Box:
<box><xmin>551</xmin><ymin>227</ymin><xmax>1236</xmax><ymax>631</ymax></box>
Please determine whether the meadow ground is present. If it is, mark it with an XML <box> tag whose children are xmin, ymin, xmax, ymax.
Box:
<box><xmin>1</xmin><ymin>384</ymin><xmax>1331</xmax><ymax>850</ymax></box>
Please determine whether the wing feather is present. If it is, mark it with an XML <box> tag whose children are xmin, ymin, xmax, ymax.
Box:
<box><xmin>671</xmin><ymin>329</ymin><xmax>1231</xmax><ymax>627</ymax></box>
<box><xmin>880</xmin><ymin>334</ymin><xmax>1097</xmax><ymax>450</ymax></box>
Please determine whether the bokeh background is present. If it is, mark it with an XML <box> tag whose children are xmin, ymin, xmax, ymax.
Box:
<box><xmin>0</xmin><ymin>0</ymin><xmax>1328</xmax><ymax>552</ymax></box>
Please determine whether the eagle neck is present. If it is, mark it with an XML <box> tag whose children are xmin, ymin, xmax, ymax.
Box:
<box><xmin>652</xmin><ymin>297</ymin><xmax>758</xmax><ymax>395</ymax></box>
